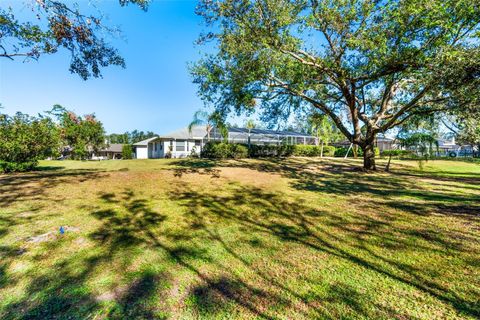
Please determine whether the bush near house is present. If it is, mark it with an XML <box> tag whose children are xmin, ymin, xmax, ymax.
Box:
<box><xmin>247</xmin><ymin>144</ymin><xmax>295</xmax><ymax>157</ymax></box>
<box><xmin>334</xmin><ymin>146</ymin><xmax>380</xmax><ymax>157</ymax></box>
<box><xmin>292</xmin><ymin>145</ymin><xmax>336</xmax><ymax>157</ymax></box>
<box><xmin>200</xmin><ymin>142</ymin><xmax>248</xmax><ymax>159</ymax></box>
<box><xmin>122</xmin><ymin>145</ymin><xmax>133</xmax><ymax>159</ymax></box>
<box><xmin>201</xmin><ymin>142</ymin><xmax>337</xmax><ymax>159</ymax></box>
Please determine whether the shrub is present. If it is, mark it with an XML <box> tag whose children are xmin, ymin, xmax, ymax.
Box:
<box><xmin>248</xmin><ymin>144</ymin><xmax>295</xmax><ymax>157</ymax></box>
<box><xmin>201</xmin><ymin>142</ymin><xmax>248</xmax><ymax>159</ymax></box>
<box><xmin>231</xmin><ymin>144</ymin><xmax>248</xmax><ymax>158</ymax></box>
<box><xmin>333</xmin><ymin>146</ymin><xmax>379</xmax><ymax>157</ymax></box>
<box><xmin>0</xmin><ymin>161</ymin><xmax>38</xmax><ymax>173</ymax></box>
<box><xmin>293</xmin><ymin>145</ymin><xmax>321</xmax><ymax>157</ymax></box>
<box><xmin>322</xmin><ymin>145</ymin><xmax>336</xmax><ymax>157</ymax></box>
<box><xmin>122</xmin><ymin>144</ymin><xmax>133</xmax><ymax>159</ymax></box>
<box><xmin>334</xmin><ymin>147</ymin><xmax>359</xmax><ymax>157</ymax></box>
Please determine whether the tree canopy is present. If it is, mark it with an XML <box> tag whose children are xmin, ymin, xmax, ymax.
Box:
<box><xmin>192</xmin><ymin>0</ymin><xmax>480</xmax><ymax>169</ymax></box>
<box><xmin>0</xmin><ymin>0</ymin><xmax>149</xmax><ymax>79</ymax></box>
<box><xmin>0</xmin><ymin>111</ymin><xmax>60</xmax><ymax>172</ymax></box>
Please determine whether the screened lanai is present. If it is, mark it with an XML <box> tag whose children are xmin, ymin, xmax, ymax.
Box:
<box><xmin>209</xmin><ymin>127</ymin><xmax>317</xmax><ymax>145</ymax></box>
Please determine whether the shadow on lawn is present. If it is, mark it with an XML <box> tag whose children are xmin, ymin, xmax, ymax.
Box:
<box><xmin>168</xmin><ymin>180</ymin><xmax>480</xmax><ymax>318</ymax></box>
<box><xmin>171</xmin><ymin>158</ymin><xmax>480</xmax><ymax>219</ymax></box>
<box><xmin>2</xmin><ymin>160</ymin><xmax>479</xmax><ymax>319</ymax></box>
<box><xmin>0</xmin><ymin>189</ymin><xmax>169</xmax><ymax>320</ymax></box>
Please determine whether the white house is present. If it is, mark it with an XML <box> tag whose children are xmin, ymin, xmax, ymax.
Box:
<box><xmin>133</xmin><ymin>126</ymin><xmax>206</xmax><ymax>159</ymax></box>
<box><xmin>133</xmin><ymin>125</ymin><xmax>319</xmax><ymax>159</ymax></box>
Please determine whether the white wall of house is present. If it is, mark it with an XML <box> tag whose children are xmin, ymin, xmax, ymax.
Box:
<box><xmin>135</xmin><ymin>139</ymin><xmax>203</xmax><ymax>159</ymax></box>
<box><xmin>135</xmin><ymin>146</ymin><xmax>148</xmax><ymax>159</ymax></box>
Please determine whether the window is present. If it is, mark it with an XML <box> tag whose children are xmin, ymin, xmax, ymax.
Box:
<box><xmin>154</xmin><ymin>142</ymin><xmax>157</xmax><ymax>152</ymax></box>
<box><xmin>195</xmin><ymin>140</ymin><xmax>201</xmax><ymax>146</ymax></box>
<box><xmin>176</xmin><ymin>140</ymin><xmax>185</xmax><ymax>152</ymax></box>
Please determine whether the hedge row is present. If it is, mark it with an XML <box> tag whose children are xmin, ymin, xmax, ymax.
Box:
<box><xmin>333</xmin><ymin>146</ymin><xmax>380</xmax><ymax>157</ymax></box>
<box><xmin>293</xmin><ymin>145</ymin><xmax>336</xmax><ymax>157</ymax></box>
<box><xmin>200</xmin><ymin>142</ymin><xmax>249</xmax><ymax>159</ymax></box>
<box><xmin>0</xmin><ymin>161</ymin><xmax>38</xmax><ymax>173</ymax></box>
<box><xmin>201</xmin><ymin>142</ymin><xmax>342</xmax><ymax>159</ymax></box>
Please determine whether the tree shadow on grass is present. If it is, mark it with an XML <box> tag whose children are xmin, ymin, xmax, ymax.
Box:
<box><xmin>171</xmin><ymin>158</ymin><xmax>480</xmax><ymax>220</ymax></box>
<box><xmin>0</xmin><ymin>190</ymin><xmax>169</xmax><ymax>320</ymax></box>
<box><xmin>169</xmin><ymin>182</ymin><xmax>480</xmax><ymax>318</ymax></box>
<box><xmin>0</xmin><ymin>169</ymin><xmax>105</xmax><ymax>207</ymax></box>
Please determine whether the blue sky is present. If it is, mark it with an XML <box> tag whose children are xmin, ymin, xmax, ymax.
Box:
<box><xmin>0</xmin><ymin>0</ymin><xmax>221</xmax><ymax>134</ymax></box>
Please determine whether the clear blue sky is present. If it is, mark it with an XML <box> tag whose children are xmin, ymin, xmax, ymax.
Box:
<box><xmin>0</xmin><ymin>0</ymin><xmax>221</xmax><ymax>134</ymax></box>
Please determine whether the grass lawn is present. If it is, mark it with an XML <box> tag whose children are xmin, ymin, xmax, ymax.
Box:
<box><xmin>0</xmin><ymin>157</ymin><xmax>479</xmax><ymax>319</ymax></box>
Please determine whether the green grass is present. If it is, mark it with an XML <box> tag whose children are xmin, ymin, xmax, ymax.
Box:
<box><xmin>0</xmin><ymin>157</ymin><xmax>479</xmax><ymax>319</ymax></box>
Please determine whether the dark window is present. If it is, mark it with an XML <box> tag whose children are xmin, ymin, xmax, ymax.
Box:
<box><xmin>195</xmin><ymin>140</ymin><xmax>201</xmax><ymax>146</ymax></box>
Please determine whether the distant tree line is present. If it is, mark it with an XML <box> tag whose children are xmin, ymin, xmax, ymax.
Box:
<box><xmin>106</xmin><ymin>130</ymin><xmax>157</xmax><ymax>145</ymax></box>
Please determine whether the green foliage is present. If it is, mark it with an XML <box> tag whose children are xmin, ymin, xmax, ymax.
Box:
<box><xmin>399</xmin><ymin>132</ymin><xmax>439</xmax><ymax>158</ymax></box>
<box><xmin>0</xmin><ymin>112</ymin><xmax>60</xmax><ymax>173</ymax></box>
<box><xmin>293</xmin><ymin>145</ymin><xmax>321</xmax><ymax>157</ymax></box>
<box><xmin>322</xmin><ymin>146</ymin><xmax>336</xmax><ymax>157</ymax></box>
<box><xmin>52</xmin><ymin>105</ymin><xmax>106</xmax><ymax>160</ymax></box>
<box><xmin>381</xmin><ymin>150</ymin><xmax>414</xmax><ymax>158</ymax></box>
<box><xmin>335</xmin><ymin>147</ymin><xmax>360</xmax><ymax>158</ymax></box>
<box><xmin>231</xmin><ymin>144</ymin><xmax>249</xmax><ymax>159</ymax></box>
<box><xmin>122</xmin><ymin>144</ymin><xmax>133</xmax><ymax>159</ymax></box>
<box><xmin>193</xmin><ymin>0</ymin><xmax>480</xmax><ymax>169</ymax></box>
<box><xmin>0</xmin><ymin>161</ymin><xmax>38</xmax><ymax>173</ymax></box>
<box><xmin>247</xmin><ymin>144</ymin><xmax>295</xmax><ymax>157</ymax></box>
<box><xmin>107</xmin><ymin>131</ymin><xmax>157</xmax><ymax>144</ymax></box>
<box><xmin>201</xmin><ymin>142</ymin><xmax>248</xmax><ymax>159</ymax></box>
<box><xmin>0</xmin><ymin>1</ymin><xmax>148</xmax><ymax>79</ymax></box>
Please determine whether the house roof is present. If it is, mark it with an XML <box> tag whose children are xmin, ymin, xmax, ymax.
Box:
<box><xmin>158</xmin><ymin>125</ymin><xmax>316</xmax><ymax>140</ymax></box>
<box><xmin>132</xmin><ymin>136</ymin><xmax>160</xmax><ymax>146</ymax></box>
<box><xmin>101</xmin><ymin>144</ymin><xmax>125</xmax><ymax>153</ymax></box>
<box><xmin>160</xmin><ymin>126</ymin><xmax>208</xmax><ymax>139</ymax></box>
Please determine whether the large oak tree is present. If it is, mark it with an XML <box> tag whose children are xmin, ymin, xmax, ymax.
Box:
<box><xmin>192</xmin><ymin>0</ymin><xmax>480</xmax><ymax>170</ymax></box>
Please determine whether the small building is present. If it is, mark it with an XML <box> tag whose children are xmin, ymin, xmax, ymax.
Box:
<box><xmin>97</xmin><ymin>143</ymin><xmax>125</xmax><ymax>159</ymax></box>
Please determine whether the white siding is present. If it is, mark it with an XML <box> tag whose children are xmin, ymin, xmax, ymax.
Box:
<box><xmin>135</xmin><ymin>146</ymin><xmax>148</xmax><ymax>159</ymax></box>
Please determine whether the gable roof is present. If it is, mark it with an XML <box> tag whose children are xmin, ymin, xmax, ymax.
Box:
<box><xmin>102</xmin><ymin>143</ymin><xmax>125</xmax><ymax>153</ymax></box>
<box><xmin>160</xmin><ymin>126</ymin><xmax>208</xmax><ymax>139</ymax></box>
<box><xmin>132</xmin><ymin>136</ymin><xmax>160</xmax><ymax>146</ymax></box>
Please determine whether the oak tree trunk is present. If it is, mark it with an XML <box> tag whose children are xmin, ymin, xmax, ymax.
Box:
<box><xmin>362</xmin><ymin>142</ymin><xmax>376</xmax><ymax>171</ymax></box>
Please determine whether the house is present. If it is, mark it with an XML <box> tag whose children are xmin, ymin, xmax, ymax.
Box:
<box><xmin>133</xmin><ymin>126</ymin><xmax>206</xmax><ymax>159</ymax></box>
<box><xmin>133</xmin><ymin>125</ymin><xmax>318</xmax><ymax>159</ymax></box>
<box><xmin>96</xmin><ymin>143</ymin><xmax>125</xmax><ymax>159</ymax></box>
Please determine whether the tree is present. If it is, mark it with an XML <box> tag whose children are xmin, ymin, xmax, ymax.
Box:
<box><xmin>106</xmin><ymin>131</ymin><xmax>156</xmax><ymax>144</ymax></box>
<box><xmin>188</xmin><ymin>110</ymin><xmax>228</xmax><ymax>141</ymax></box>
<box><xmin>52</xmin><ymin>105</ymin><xmax>106</xmax><ymax>159</ymax></box>
<box><xmin>308</xmin><ymin>112</ymin><xmax>341</xmax><ymax>157</ymax></box>
<box><xmin>244</xmin><ymin>119</ymin><xmax>256</xmax><ymax>147</ymax></box>
<box><xmin>0</xmin><ymin>0</ymin><xmax>148</xmax><ymax>79</ymax></box>
<box><xmin>122</xmin><ymin>144</ymin><xmax>133</xmax><ymax>159</ymax></box>
<box><xmin>0</xmin><ymin>112</ymin><xmax>60</xmax><ymax>172</ymax></box>
<box><xmin>192</xmin><ymin>0</ymin><xmax>480</xmax><ymax>170</ymax></box>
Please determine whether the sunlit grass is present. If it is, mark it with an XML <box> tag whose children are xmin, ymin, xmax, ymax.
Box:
<box><xmin>0</xmin><ymin>157</ymin><xmax>479</xmax><ymax>319</ymax></box>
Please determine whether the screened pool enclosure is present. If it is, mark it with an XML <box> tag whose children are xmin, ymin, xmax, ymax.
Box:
<box><xmin>209</xmin><ymin>127</ymin><xmax>318</xmax><ymax>145</ymax></box>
